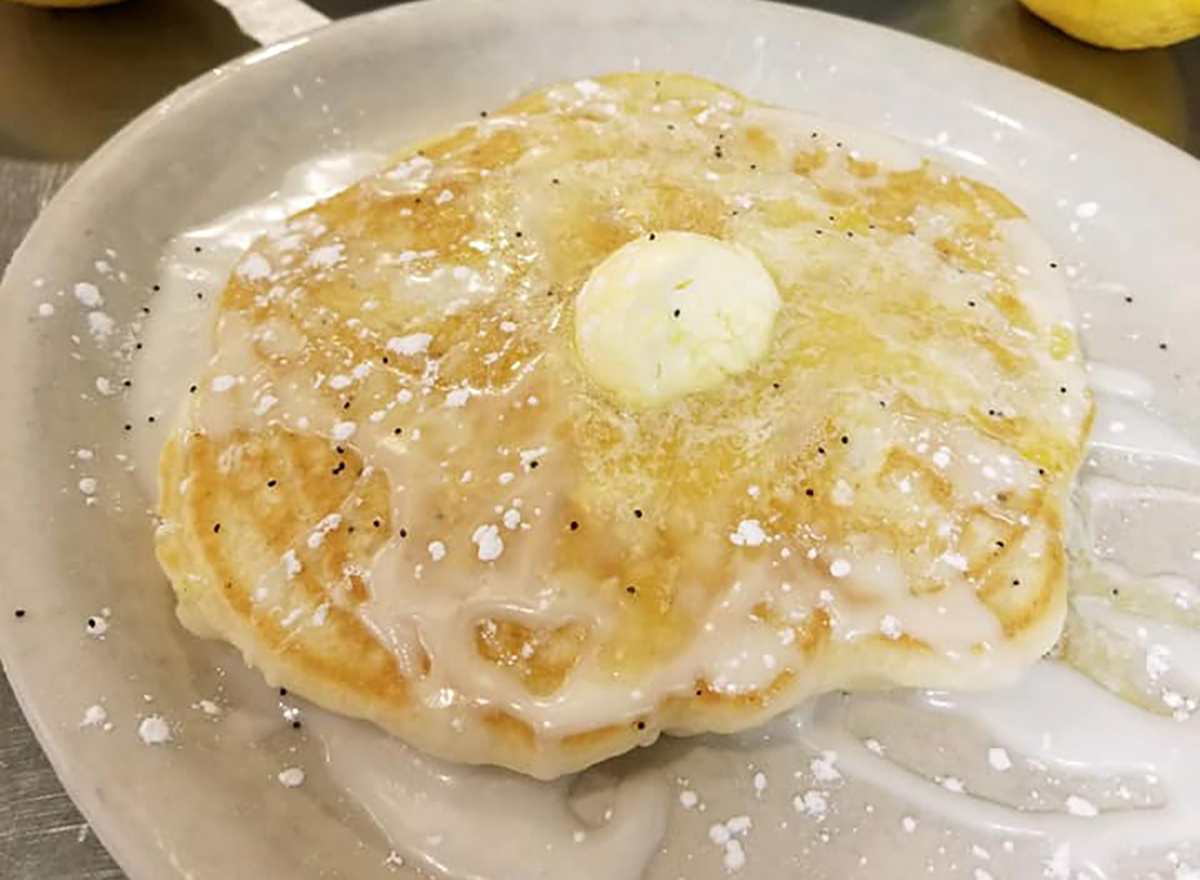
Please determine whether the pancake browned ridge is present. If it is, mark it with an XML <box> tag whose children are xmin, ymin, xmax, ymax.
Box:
<box><xmin>155</xmin><ymin>72</ymin><xmax>1093</xmax><ymax>778</ymax></box>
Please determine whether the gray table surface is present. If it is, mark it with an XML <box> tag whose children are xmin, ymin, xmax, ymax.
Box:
<box><xmin>1</xmin><ymin>1</ymin><xmax>1198</xmax><ymax>877</ymax></box>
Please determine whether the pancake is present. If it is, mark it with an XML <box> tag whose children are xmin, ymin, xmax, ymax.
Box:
<box><xmin>155</xmin><ymin>72</ymin><xmax>1092</xmax><ymax>778</ymax></box>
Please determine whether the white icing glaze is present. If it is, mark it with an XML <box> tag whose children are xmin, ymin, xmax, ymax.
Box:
<box><xmin>1085</xmin><ymin>362</ymin><xmax>1155</xmax><ymax>403</ymax></box>
<box><xmin>1073</xmin><ymin>597</ymin><xmax>1200</xmax><ymax>689</ymax></box>
<box><xmin>159</xmin><ymin>84</ymin><xmax>1091</xmax><ymax>752</ymax></box>
<box><xmin>128</xmin><ymin>151</ymin><xmax>384</xmax><ymax>500</ymax></box>
<box><xmin>129</xmin><ymin>143</ymin><xmax>1200</xmax><ymax>880</ymax></box>
<box><xmin>305</xmin><ymin>707</ymin><xmax>669</xmax><ymax>880</ymax></box>
<box><xmin>133</xmin><ymin>150</ymin><xmax>671</xmax><ymax>880</ymax></box>
<box><xmin>929</xmin><ymin>662</ymin><xmax>1200</xmax><ymax>873</ymax></box>
<box><xmin>793</xmin><ymin>661</ymin><xmax>1200</xmax><ymax>880</ymax></box>
<box><xmin>1090</xmin><ymin>396</ymin><xmax>1200</xmax><ymax>467</ymax></box>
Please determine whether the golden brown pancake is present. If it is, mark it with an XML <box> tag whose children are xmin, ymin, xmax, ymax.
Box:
<box><xmin>155</xmin><ymin>72</ymin><xmax>1092</xmax><ymax>778</ymax></box>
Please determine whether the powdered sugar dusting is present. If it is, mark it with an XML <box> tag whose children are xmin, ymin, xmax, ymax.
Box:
<box><xmin>730</xmin><ymin>519</ymin><xmax>767</xmax><ymax>547</ymax></box>
<box><xmin>471</xmin><ymin>524</ymin><xmax>504</xmax><ymax>562</ymax></box>
<box><xmin>387</xmin><ymin>333</ymin><xmax>432</xmax><ymax>356</ymax></box>
<box><xmin>137</xmin><ymin>715</ymin><xmax>172</xmax><ymax>745</ymax></box>
<box><xmin>277</xmin><ymin>767</ymin><xmax>306</xmax><ymax>788</ymax></box>
<box><xmin>73</xmin><ymin>282</ymin><xmax>104</xmax><ymax>308</ymax></box>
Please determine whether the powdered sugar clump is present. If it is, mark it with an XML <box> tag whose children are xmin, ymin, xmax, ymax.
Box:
<box><xmin>73</xmin><ymin>282</ymin><xmax>104</xmax><ymax>308</ymax></box>
<box><xmin>939</xmin><ymin>776</ymin><xmax>965</xmax><ymax>793</ymax></box>
<box><xmin>278</xmin><ymin>767</ymin><xmax>306</xmax><ymax>788</ymax></box>
<box><xmin>830</xmin><ymin>558</ymin><xmax>852</xmax><ymax>578</ymax></box>
<box><xmin>80</xmin><ymin>705</ymin><xmax>109</xmax><ymax>729</ymax></box>
<box><xmin>387</xmin><ymin>333</ymin><xmax>432</xmax><ymax>356</ymax></box>
<box><xmin>87</xmin><ymin>311</ymin><xmax>115</xmax><ymax>342</ymax></box>
<box><xmin>810</xmin><ymin>751</ymin><xmax>841</xmax><ymax>782</ymax></box>
<box><xmin>331</xmin><ymin>420</ymin><xmax>357</xmax><ymax>441</ymax></box>
<box><xmin>793</xmin><ymin>790</ymin><xmax>828</xmax><ymax>818</ymax></box>
<box><xmin>730</xmin><ymin>519</ymin><xmax>767</xmax><ymax>547</ymax></box>
<box><xmin>237</xmin><ymin>253</ymin><xmax>272</xmax><ymax>281</ymax></box>
<box><xmin>472</xmin><ymin>524</ymin><xmax>504</xmax><ymax>562</ymax></box>
<box><xmin>708</xmin><ymin>815</ymin><xmax>752</xmax><ymax>871</ymax></box>
<box><xmin>138</xmin><ymin>715</ymin><xmax>172</xmax><ymax>745</ymax></box>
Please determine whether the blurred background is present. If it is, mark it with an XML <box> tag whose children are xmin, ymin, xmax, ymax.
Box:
<box><xmin>1</xmin><ymin>0</ymin><xmax>1197</xmax><ymax>166</ymax></box>
<box><xmin>0</xmin><ymin>1</ymin><xmax>1197</xmax><ymax>878</ymax></box>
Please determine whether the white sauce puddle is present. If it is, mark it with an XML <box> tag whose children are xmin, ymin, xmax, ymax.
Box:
<box><xmin>1090</xmin><ymin>396</ymin><xmax>1200</xmax><ymax>468</ymax></box>
<box><xmin>304</xmin><ymin>708</ymin><xmax>669</xmax><ymax>880</ymax></box>
<box><xmin>1075</xmin><ymin>597</ymin><xmax>1200</xmax><ymax>689</ymax></box>
<box><xmin>128</xmin><ymin>152</ymin><xmax>1200</xmax><ymax>880</ymax></box>
<box><xmin>806</xmin><ymin>662</ymin><xmax>1200</xmax><ymax>879</ymax></box>
<box><xmin>1085</xmin><ymin>362</ymin><xmax>1155</xmax><ymax>403</ymax></box>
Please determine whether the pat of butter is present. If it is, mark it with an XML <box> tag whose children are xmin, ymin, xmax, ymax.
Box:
<box><xmin>574</xmin><ymin>231</ymin><xmax>780</xmax><ymax>407</ymax></box>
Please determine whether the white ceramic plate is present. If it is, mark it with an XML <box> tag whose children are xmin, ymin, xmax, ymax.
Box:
<box><xmin>4</xmin><ymin>2</ymin><xmax>1200</xmax><ymax>878</ymax></box>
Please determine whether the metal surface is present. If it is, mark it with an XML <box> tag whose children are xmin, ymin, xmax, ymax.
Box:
<box><xmin>0</xmin><ymin>1</ymin><xmax>1197</xmax><ymax>877</ymax></box>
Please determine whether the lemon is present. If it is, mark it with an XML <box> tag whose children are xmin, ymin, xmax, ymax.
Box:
<box><xmin>1018</xmin><ymin>0</ymin><xmax>1200</xmax><ymax>49</ymax></box>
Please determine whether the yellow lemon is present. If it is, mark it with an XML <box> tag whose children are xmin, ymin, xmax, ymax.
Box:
<box><xmin>1018</xmin><ymin>0</ymin><xmax>1200</xmax><ymax>49</ymax></box>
